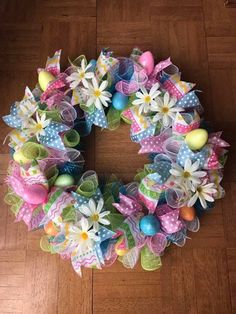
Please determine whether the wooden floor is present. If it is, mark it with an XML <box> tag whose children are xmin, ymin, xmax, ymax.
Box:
<box><xmin>0</xmin><ymin>0</ymin><xmax>236</xmax><ymax>313</ymax></box>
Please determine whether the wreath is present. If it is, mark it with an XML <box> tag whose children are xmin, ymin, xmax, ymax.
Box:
<box><xmin>3</xmin><ymin>48</ymin><xmax>229</xmax><ymax>275</ymax></box>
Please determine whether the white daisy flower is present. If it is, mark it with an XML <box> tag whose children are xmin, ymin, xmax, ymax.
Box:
<box><xmin>67</xmin><ymin>59</ymin><xmax>94</xmax><ymax>89</ymax></box>
<box><xmin>84</xmin><ymin>77</ymin><xmax>112</xmax><ymax>110</ymax></box>
<box><xmin>28</xmin><ymin>112</ymin><xmax>51</xmax><ymax>140</ymax></box>
<box><xmin>78</xmin><ymin>198</ymin><xmax>110</xmax><ymax>232</ymax></box>
<box><xmin>67</xmin><ymin>217</ymin><xmax>100</xmax><ymax>251</ymax></box>
<box><xmin>188</xmin><ymin>180</ymin><xmax>217</xmax><ymax>209</ymax></box>
<box><xmin>132</xmin><ymin>83</ymin><xmax>161</xmax><ymax>115</ymax></box>
<box><xmin>150</xmin><ymin>91</ymin><xmax>183</xmax><ymax>127</ymax></box>
<box><xmin>169</xmin><ymin>159</ymin><xmax>207</xmax><ymax>189</ymax></box>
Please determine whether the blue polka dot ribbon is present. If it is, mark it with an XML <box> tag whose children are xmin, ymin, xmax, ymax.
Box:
<box><xmin>176</xmin><ymin>143</ymin><xmax>208</xmax><ymax>168</ymax></box>
<box><xmin>94</xmin><ymin>226</ymin><xmax>116</xmax><ymax>264</ymax></box>
<box><xmin>2</xmin><ymin>104</ymin><xmax>22</xmax><ymax>129</ymax></box>
<box><xmin>86</xmin><ymin>108</ymin><xmax>108</xmax><ymax>129</ymax></box>
<box><xmin>39</xmin><ymin>121</ymin><xmax>70</xmax><ymax>151</ymax></box>
<box><xmin>145</xmin><ymin>161</ymin><xmax>171</xmax><ymax>185</ymax></box>
<box><xmin>71</xmin><ymin>188</ymin><xmax>103</xmax><ymax>209</ymax></box>
<box><xmin>130</xmin><ymin>124</ymin><xmax>156</xmax><ymax>143</ymax></box>
<box><xmin>176</xmin><ymin>91</ymin><xmax>202</xmax><ymax>110</ymax></box>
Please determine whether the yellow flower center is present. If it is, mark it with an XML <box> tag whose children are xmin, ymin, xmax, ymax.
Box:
<box><xmin>144</xmin><ymin>95</ymin><xmax>151</xmax><ymax>104</ymax></box>
<box><xmin>162</xmin><ymin>106</ymin><xmax>169</xmax><ymax>114</ymax></box>
<box><xmin>91</xmin><ymin>214</ymin><xmax>99</xmax><ymax>222</ymax></box>
<box><xmin>35</xmin><ymin>123</ymin><xmax>43</xmax><ymax>131</ymax></box>
<box><xmin>79</xmin><ymin>71</ymin><xmax>85</xmax><ymax>79</ymax></box>
<box><xmin>94</xmin><ymin>89</ymin><xmax>101</xmax><ymax>98</ymax></box>
<box><xmin>183</xmin><ymin>171</ymin><xmax>190</xmax><ymax>178</ymax></box>
<box><xmin>81</xmin><ymin>231</ymin><xmax>88</xmax><ymax>240</ymax></box>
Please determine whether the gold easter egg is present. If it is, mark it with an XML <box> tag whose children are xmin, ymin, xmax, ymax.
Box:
<box><xmin>185</xmin><ymin>128</ymin><xmax>208</xmax><ymax>151</ymax></box>
<box><xmin>38</xmin><ymin>70</ymin><xmax>55</xmax><ymax>92</ymax></box>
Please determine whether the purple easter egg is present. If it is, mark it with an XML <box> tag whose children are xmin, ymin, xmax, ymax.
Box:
<box><xmin>138</xmin><ymin>51</ymin><xmax>154</xmax><ymax>75</ymax></box>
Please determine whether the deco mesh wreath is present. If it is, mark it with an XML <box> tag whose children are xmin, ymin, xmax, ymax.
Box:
<box><xmin>3</xmin><ymin>49</ymin><xmax>229</xmax><ymax>275</ymax></box>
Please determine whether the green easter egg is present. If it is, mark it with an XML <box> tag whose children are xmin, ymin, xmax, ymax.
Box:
<box><xmin>38</xmin><ymin>70</ymin><xmax>55</xmax><ymax>91</ymax></box>
<box><xmin>54</xmin><ymin>174</ymin><xmax>75</xmax><ymax>187</ymax></box>
<box><xmin>185</xmin><ymin>128</ymin><xmax>208</xmax><ymax>151</ymax></box>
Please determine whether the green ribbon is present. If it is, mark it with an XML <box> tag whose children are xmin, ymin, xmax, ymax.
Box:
<box><xmin>107</xmin><ymin>106</ymin><xmax>121</xmax><ymax>130</ymax></box>
<box><xmin>134</xmin><ymin>169</ymin><xmax>147</xmax><ymax>183</ymax></box>
<box><xmin>76</xmin><ymin>180</ymin><xmax>97</xmax><ymax>198</ymax></box>
<box><xmin>62</xmin><ymin>206</ymin><xmax>76</xmax><ymax>222</ymax></box>
<box><xmin>63</xmin><ymin>129</ymin><xmax>80</xmax><ymax>147</ymax></box>
<box><xmin>21</xmin><ymin>142</ymin><xmax>48</xmax><ymax>160</ymax></box>
<box><xmin>141</xmin><ymin>246</ymin><xmax>162</xmax><ymax>271</ymax></box>
<box><xmin>80</xmin><ymin>103</ymin><xmax>96</xmax><ymax>114</ymax></box>
<box><xmin>38</xmin><ymin>108</ymin><xmax>61</xmax><ymax>122</ymax></box>
<box><xmin>139</xmin><ymin>181</ymin><xmax>161</xmax><ymax>199</ymax></box>
<box><xmin>4</xmin><ymin>191</ymin><xmax>23</xmax><ymax>215</ymax></box>
<box><xmin>118</xmin><ymin>221</ymin><xmax>136</xmax><ymax>249</ymax></box>
<box><xmin>43</xmin><ymin>189</ymin><xmax>63</xmax><ymax>214</ymax></box>
<box><xmin>107</xmin><ymin>213</ymin><xmax>125</xmax><ymax>231</ymax></box>
<box><xmin>40</xmin><ymin>235</ymin><xmax>52</xmax><ymax>253</ymax></box>
<box><xmin>45</xmin><ymin>166</ymin><xmax>59</xmax><ymax>187</ymax></box>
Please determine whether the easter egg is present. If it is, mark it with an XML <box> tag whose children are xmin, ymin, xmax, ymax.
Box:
<box><xmin>185</xmin><ymin>128</ymin><xmax>208</xmax><ymax>151</ymax></box>
<box><xmin>13</xmin><ymin>150</ymin><xmax>31</xmax><ymax>164</ymax></box>
<box><xmin>44</xmin><ymin>221</ymin><xmax>58</xmax><ymax>236</ymax></box>
<box><xmin>115</xmin><ymin>237</ymin><xmax>129</xmax><ymax>256</ymax></box>
<box><xmin>54</xmin><ymin>174</ymin><xmax>75</xmax><ymax>187</ymax></box>
<box><xmin>139</xmin><ymin>215</ymin><xmax>160</xmax><ymax>236</ymax></box>
<box><xmin>38</xmin><ymin>70</ymin><xmax>55</xmax><ymax>92</ymax></box>
<box><xmin>112</xmin><ymin>92</ymin><xmax>129</xmax><ymax>110</ymax></box>
<box><xmin>22</xmin><ymin>184</ymin><xmax>48</xmax><ymax>204</ymax></box>
<box><xmin>138</xmin><ymin>51</ymin><xmax>154</xmax><ymax>75</ymax></box>
<box><xmin>179</xmin><ymin>206</ymin><xmax>196</xmax><ymax>221</ymax></box>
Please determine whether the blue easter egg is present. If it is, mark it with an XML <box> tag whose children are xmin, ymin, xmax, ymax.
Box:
<box><xmin>112</xmin><ymin>92</ymin><xmax>128</xmax><ymax>110</ymax></box>
<box><xmin>139</xmin><ymin>215</ymin><xmax>160</xmax><ymax>236</ymax></box>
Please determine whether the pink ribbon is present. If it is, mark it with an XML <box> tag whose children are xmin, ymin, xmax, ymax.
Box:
<box><xmin>113</xmin><ymin>193</ymin><xmax>142</xmax><ymax>217</ymax></box>
<box><xmin>15</xmin><ymin>202</ymin><xmax>38</xmax><ymax>228</ymax></box>
<box><xmin>113</xmin><ymin>194</ymin><xmax>168</xmax><ymax>256</ymax></box>
<box><xmin>146</xmin><ymin>57</ymin><xmax>172</xmax><ymax>89</ymax></box>
<box><xmin>156</xmin><ymin>204</ymin><xmax>183</xmax><ymax>234</ymax></box>
<box><xmin>139</xmin><ymin>128</ymin><xmax>172</xmax><ymax>154</ymax></box>
<box><xmin>208</xmin><ymin>132</ymin><xmax>230</xmax><ymax>149</ymax></box>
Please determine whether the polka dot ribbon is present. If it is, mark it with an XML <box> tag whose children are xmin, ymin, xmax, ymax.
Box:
<box><xmin>39</xmin><ymin>121</ymin><xmax>70</xmax><ymax>151</ymax></box>
<box><xmin>85</xmin><ymin>108</ymin><xmax>108</xmax><ymax>129</ymax></box>
<box><xmin>156</xmin><ymin>204</ymin><xmax>183</xmax><ymax>234</ymax></box>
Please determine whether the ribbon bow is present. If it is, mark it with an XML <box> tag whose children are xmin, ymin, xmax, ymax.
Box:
<box><xmin>39</xmin><ymin>50</ymin><xmax>69</xmax><ymax>106</ymax></box>
<box><xmin>122</xmin><ymin>106</ymin><xmax>156</xmax><ymax>143</ymax></box>
<box><xmin>113</xmin><ymin>193</ymin><xmax>167</xmax><ymax>271</ymax></box>
<box><xmin>39</xmin><ymin>121</ymin><xmax>70</xmax><ymax>151</ymax></box>
<box><xmin>5</xmin><ymin>162</ymin><xmax>48</xmax><ymax>230</ymax></box>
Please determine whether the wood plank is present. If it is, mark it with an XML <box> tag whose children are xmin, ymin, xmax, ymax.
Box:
<box><xmin>227</xmin><ymin>248</ymin><xmax>236</xmax><ymax>312</ymax></box>
<box><xmin>203</xmin><ymin>0</ymin><xmax>236</xmax><ymax>36</ymax></box>
<box><xmin>0</xmin><ymin>300</ymin><xmax>23</xmax><ymax>313</ymax></box>
<box><xmin>193</xmin><ymin>248</ymin><xmax>232</xmax><ymax>313</ymax></box>
<box><xmin>0</xmin><ymin>0</ymin><xmax>236</xmax><ymax>313</ymax></box>
<box><xmin>93</xmin><ymin>264</ymin><xmax>161</xmax><ymax>314</ymax></box>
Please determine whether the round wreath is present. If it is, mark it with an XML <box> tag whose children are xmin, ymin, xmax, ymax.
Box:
<box><xmin>3</xmin><ymin>48</ymin><xmax>229</xmax><ymax>275</ymax></box>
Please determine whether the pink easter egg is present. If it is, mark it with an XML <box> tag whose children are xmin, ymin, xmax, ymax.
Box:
<box><xmin>22</xmin><ymin>184</ymin><xmax>48</xmax><ymax>205</ymax></box>
<box><xmin>138</xmin><ymin>51</ymin><xmax>154</xmax><ymax>75</ymax></box>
